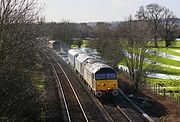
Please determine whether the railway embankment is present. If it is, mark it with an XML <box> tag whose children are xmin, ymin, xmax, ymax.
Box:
<box><xmin>118</xmin><ymin>72</ymin><xmax>180</xmax><ymax>122</ymax></box>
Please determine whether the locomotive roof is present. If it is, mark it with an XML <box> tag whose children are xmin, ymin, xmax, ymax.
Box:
<box><xmin>76</xmin><ymin>53</ymin><xmax>94</xmax><ymax>63</ymax></box>
<box><xmin>68</xmin><ymin>48</ymin><xmax>92</xmax><ymax>56</ymax></box>
<box><xmin>68</xmin><ymin>48</ymin><xmax>81</xmax><ymax>56</ymax></box>
<box><xmin>68</xmin><ymin>48</ymin><xmax>99</xmax><ymax>56</ymax></box>
<box><xmin>84</xmin><ymin>60</ymin><xmax>113</xmax><ymax>74</ymax></box>
<box><xmin>79</xmin><ymin>48</ymin><xmax>92</xmax><ymax>53</ymax></box>
<box><xmin>90</xmin><ymin>62</ymin><xmax>112</xmax><ymax>74</ymax></box>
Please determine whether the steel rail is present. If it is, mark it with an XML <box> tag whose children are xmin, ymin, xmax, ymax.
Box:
<box><xmin>116</xmin><ymin>104</ymin><xmax>133</xmax><ymax>122</ymax></box>
<box><xmin>96</xmin><ymin>99</ymin><xmax>133</xmax><ymax>122</ymax></box>
<box><xmin>96</xmin><ymin>100</ymin><xmax>115</xmax><ymax>122</ymax></box>
<box><xmin>46</xmin><ymin>55</ymin><xmax>71</xmax><ymax>122</ymax></box>
<box><xmin>45</xmin><ymin>49</ymin><xmax>154</xmax><ymax>122</ymax></box>
<box><xmin>49</xmin><ymin>52</ymin><xmax>89</xmax><ymax>122</ymax></box>
<box><xmin>49</xmin><ymin>50</ymin><xmax>132</xmax><ymax>122</ymax></box>
<box><xmin>118</xmin><ymin>88</ymin><xmax>155</xmax><ymax>122</ymax></box>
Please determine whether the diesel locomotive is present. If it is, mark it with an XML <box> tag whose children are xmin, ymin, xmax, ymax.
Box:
<box><xmin>68</xmin><ymin>48</ymin><xmax>118</xmax><ymax>97</ymax></box>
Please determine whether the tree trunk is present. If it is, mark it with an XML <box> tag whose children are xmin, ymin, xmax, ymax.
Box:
<box><xmin>77</xmin><ymin>40</ymin><xmax>82</xmax><ymax>48</ymax></box>
<box><xmin>133</xmin><ymin>82</ymin><xmax>139</xmax><ymax>95</ymax></box>
<box><xmin>154</xmin><ymin>35</ymin><xmax>158</xmax><ymax>47</ymax></box>
<box><xmin>165</xmin><ymin>39</ymin><xmax>170</xmax><ymax>47</ymax></box>
<box><xmin>154</xmin><ymin>39</ymin><xmax>158</xmax><ymax>47</ymax></box>
<box><xmin>165</xmin><ymin>31</ymin><xmax>170</xmax><ymax>47</ymax></box>
<box><xmin>154</xmin><ymin>24</ymin><xmax>158</xmax><ymax>47</ymax></box>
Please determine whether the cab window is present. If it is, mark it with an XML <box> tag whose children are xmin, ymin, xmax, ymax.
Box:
<box><xmin>106</xmin><ymin>73</ymin><xmax>117</xmax><ymax>79</ymax></box>
<box><xmin>95</xmin><ymin>74</ymin><xmax>106</xmax><ymax>80</ymax></box>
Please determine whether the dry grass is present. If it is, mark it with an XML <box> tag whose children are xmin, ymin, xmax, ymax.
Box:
<box><xmin>143</xmin><ymin>90</ymin><xmax>180</xmax><ymax>121</ymax></box>
<box><xmin>160</xmin><ymin>115</ymin><xmax>180</xmax><ymax>122</ymax></box>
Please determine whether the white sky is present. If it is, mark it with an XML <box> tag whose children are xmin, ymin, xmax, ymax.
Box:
<box><xmin>42</xmin><ymin>0</ymin><xmax>180</xmax><ymax>23</ymax></box>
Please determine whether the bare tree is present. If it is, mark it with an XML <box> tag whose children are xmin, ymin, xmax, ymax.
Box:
<box><xmin>136</xmin><ymin>3</ymin><xmax>166</xmax><ymax>47</ymax></box>
<box><xmin>78</xmin><ymin>23</ymin><xmax>91</xmax><ymax>39</ymax></box>
<box><xmin>51</xmin><ymin>21</ymin><xmax>81</xmax><ymax>50</ymax></box>
<box><xmin>162</xmin><ymin>8</ymin><xmax>178</xmax><ymax>47</ymax></box>
<box><xmin>176</xmin><ymin>26</ymin><xmax>180</xmax><ymax>38</ymax></box>
<box><xmin>119</xmin><ymin>18</ymin><xmax>153</xmax><ymax>93</ymax></box>
<box><xmin>0</xmin><ymin>0</ymin><xmax>44</xmax><ymax>121</ymax></box>
<box><xmin>76</xmin><ymin>23</ymin><xmax>91</xmax><ymax>48</ymax></box>
<box><xmin>136</xmin><ymin>3</ymin><xmax>179</xmax><ymax>47</ymax></box>
<box><xmin>89</xmin><ymin>22</ymin><xmax>122</xmax><ymax>68</ymax></box>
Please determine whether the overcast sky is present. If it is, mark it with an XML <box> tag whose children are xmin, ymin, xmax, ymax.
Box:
<box><xmin>43</xmin><ymin>0</ymin><xmax>180</xmax><ymax>23</ymax></box>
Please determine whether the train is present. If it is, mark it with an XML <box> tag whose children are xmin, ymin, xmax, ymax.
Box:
<box><xmin>68</xmin><ymin>48</ymin><xmax>118</xmax><ymax>97</ymax></box>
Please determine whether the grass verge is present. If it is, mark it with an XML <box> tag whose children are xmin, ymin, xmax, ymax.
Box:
<box><xmin>147</xmin><ymin>64</ymin><xmax>180</xmax><ymax>76</ymax></box>
<box><xmin>150</xmin><ymin>48</ymin><xmax>180</xmax><ymax>57</ymax></box>
<box><xmin>148</xmin><ymin>53</ymin><xmax>180</xmax><ymax>67</ymax></box>
<box><xmin>147</xmin><ymin>78</ymin><xmax>180</xmax><ymax>86</ymax></box>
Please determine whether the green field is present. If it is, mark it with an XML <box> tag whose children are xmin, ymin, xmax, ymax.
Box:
<box><xmin>147</xmin><ymin>41</ymin><xmax>180</xmax><ymax>101</ymax></box>
<box><xmin>147</xmin><ymin>64</ymin><xmax>180</xmax><ymax>76</ymax></box>
<box><xmin>173</xmin><ymin>40</ymin><xmax>180</xmax><ymax>47</ymax></box>
<box><xmin>148</xmin><ymin>78</ymin><xmax>180</xmax><ymax>86</ymax></box>
<box><xmin>120</xmin><ymin>59</ymin><xmax>180</xmax><ymax>76</ymax></box>
<box><xmin>147</xmin><ymin>41</ymin><xmax>180</xmax><ymax>85</ymax></box>
<box><xmin>148</xmin><ymin>40</ymin><xmax>180</xmax><ymax>48</ymax></box>
<box><xmin>150</xmin><ymin>48</ymin><xmax>180</xmax><ymax>57</ymax></box>
<box><xmin>147</xmin><ymin>53</ymin><xmax>180</xmax><ymax>67</ymax></box>
<box><xmin>148</xmin><ymin>78</ymin><xmax>180</xmax><ymax>100</ymax></box>
<box><xmin>71</xmin><ymin>40</ymin><xmax>90</xmax><ymax>48</ymax></box>
<box><xmin>119</xmin><ymin>40</ymin><xmax>180</xmax><ymax>101</ymax></box>
<box><xmin>81</xmin><ymin>40</ymin><xmax>90</xmax><ymax>47</ymax></box>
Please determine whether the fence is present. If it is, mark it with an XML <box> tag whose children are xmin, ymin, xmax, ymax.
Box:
<box><xmin>145</xmin><ymin>83</ymin><xmax>180</xmax><ymax>115</ymax></box>
<box><xmin>148</xmin><ymin>83</ymin><xmax>180</xmax><ymax>103</ymax></box>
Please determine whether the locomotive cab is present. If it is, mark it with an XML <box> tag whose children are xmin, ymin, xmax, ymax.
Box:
<box><xmin>93</xmin><ymin>67</ymin><xmax>118</xmax><ymax>97</ymax></box>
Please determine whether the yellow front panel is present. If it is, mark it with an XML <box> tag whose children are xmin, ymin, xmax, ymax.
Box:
<box><xmin>96</xmin><ymin>80</ymin><xmax>118</xmax><ymax>91</ymax></box>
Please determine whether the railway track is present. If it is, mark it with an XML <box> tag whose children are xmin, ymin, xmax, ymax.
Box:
<box><xmin>117</xmin><ymin>89</ymin><xmax>154</xmax><ymax>122</ymax></box>
<box><xmin>95</xmin><ymin>91</ymin><xmax>151</xmax><ymax>122</ymax></box>
<box><xmin>43</xmin><ymin>49</ymin><xmax>154</xmax><ymax>122</ymax></box>
<box><xmin>44</xmin><ymin>49</ymin><xmax>111</xmax><ymax>121</ymax></box>
<box><xmin>54</xmin><ymin>52</ymin><xmax>148</xmax><ymax>122</ymax></box>
<box><xmin>97</xmin><ymin>99</ymin><xmax>133</xmax><ymax>122</ymax></box>
<box><xmin>45</xmin><ymin>51</ymin><xmax>88</xmax><ymax>122</ymax></box>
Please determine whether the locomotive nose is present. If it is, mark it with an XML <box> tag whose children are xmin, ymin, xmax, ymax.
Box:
<box><xmin>102</xmin><ymin>83</ymin><xmax>106</xmax><ymax>86</ymax></box>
